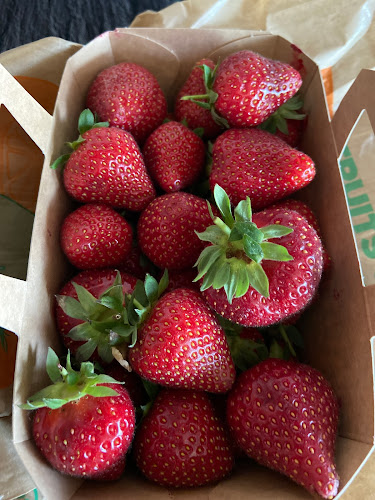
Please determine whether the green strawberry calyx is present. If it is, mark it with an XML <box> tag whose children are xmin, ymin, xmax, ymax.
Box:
<box><xmin>20</xmin><ymin>348</ymin><xmax>122</xmax><ymax>410</ymax></box>
<box><xmin>50</xmin><ymin>109</ymin><xmax>109</xmax><ymax>170</ymax></box>
<box><xmin>258</xmin><ymin>94</ymin><xmax>306</xmax><ymax>136</ymax></box>
<box><xmin>180</xmin><ymin>63</ymin><xmax>229</xmax><ymax>129</ymax></box>
<box><xmin>56</xmin><ymin>271</ymin><xmax>168</xmax><ymax>364</ymax></box>
<box><xmin>194</xmin><ymin>185</ymin><xmax>293</xmax><ymax>302</ymax></box>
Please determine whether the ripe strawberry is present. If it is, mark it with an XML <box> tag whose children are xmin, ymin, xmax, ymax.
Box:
<box><xmin>60</xmin><ymin>203</ymin><xmax>133</xmax><ymax>270</ymax></box>
<box><xmin>226</xmin><ymin>358</ymin><xmax>339</xmax><ymax>498</ymax></box>
<box><xmin>55</xmin><ymin>269</ymin><xmax>138</xmax><ymax>363</ymax></box>
<box><xmin>137</xmin><ymin>191</ymin><xmax>219</xmax><ymax>271</ymax></box>
<box><xmin>134</xmin><ymin>388</ymin><xmax>234</xmax><ymax>487</ymax></box>
<box><xmin>275</xmin><ymin>198</ymin><xmax>331</xmax><ymax>272</ymax></box>
<box><xmin>86</xmin><ymin>62</ymin><xmax>167</xmax><ymax>144</ymax></box>
<box><xmin>210</xmin><ymin>128</ymin><xmax>315</xmax><ymax>210</ymax></box>
<box><xmin>195</xmin><ymin>185</ymin><xmax>323</xmax><ymax>327</ymax></box>
<box><xmin>182</xmin><ymin>50</ymin><xmax>302</xmax><ymax>129</ymax></box>
<box><xmin>129</xmin><ymin>287</ymin><xmax>236</xmax><ymax>393</ymax></box>
<box><xmin>259</xmin><ymin>94</ymin><xmax>307</xmax><ymax>148</ymax></box>
<box><xmin>175</xmin><ymin>59</ymin><xmax>223</xmax><ymax>139</ymax></box>
<box><xmin>63</xmin><ymin>125</ymin><xmax>155</xmax><ymax>211</ymax></box>
<box><xmin>142</xmin><ymin>121</ymin><xmax>206</xmax><ymax>192</ymax></box>
<box><xmin>21</xmin><ymin>349</ymin><xmax>135</xmax><ymax>480</ymax></box>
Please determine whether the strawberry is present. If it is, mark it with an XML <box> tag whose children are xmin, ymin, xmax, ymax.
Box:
<box><xmin>182</xmin><ymin>50</ymin><xmax>302</xmax><ymax>129</ymax></box>
<box><xmin>142</xmin><ymin>120</ymin><xmax>206</xmax><ymax>192</ymax></box>
<box><xmin>21</xmin><ymin>349</ymin><xmax>135</xmax><ymax>480</ymax></box>
<box><xmin>195</xmin><ymin>185</ymin><xmax>323</xmax><ymax>327</ymax></box>
<box><xmin>55</xmin><ymin>269</ymin><xmax>138</xmax><ymax>363</ymax></box>
<box><xmin>134</xmin><ymin>388</ymin><xmax>234</xmax><ymax>487</ymax></box>
<box><xmin>52</xmin><ymin>110</ymin><xmax>156</xmax><ymax>211</ymax></box>
<box><xmin>128</xmin><ymin>286</ymin><xmax>236</xmax><ymax>393</ymax></box>
<box><xmin>259</xmin><ymin>94</ymin><xmax>307</xmax><ymax>148</ymax></box>
<box><xmin>226</xmin><ymin>358</ymin><xmax>339</xmax><ymax>498</ymax></box>
<box><xmin>137</xmin><ymin>191</ymin><xmax>219</xmax><ymax>271</ymax></box>
<box><xmin>86</xmin><ymin>62</ymin><xmax>167</xmax><ymax>144</ymax></box>
<box><xmin>175</xmin><ymin>59</ymin><xmax>223</xmax><ymax>139</ymax></box>
<box><xmin>209</xmin><ymin>128</ymin><xmax>315</xmax><ymax>210</ymax></box>
<box><xmin>275</xmin><ymin>198</ymin><xmax>331</xmax><ymax>272</ymax></box>
<box><xmin>60</xmin><ymin>203</ymin><xmax>133</xmax><ymax>270</ymax></box>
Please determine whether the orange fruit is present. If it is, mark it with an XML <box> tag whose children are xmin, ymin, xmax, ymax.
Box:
<box><xmin>0</xmin><ymin>328</ymin><xmax>18</xmax><ymax>389</ymax></box>
<box><xmin>0</xmin><ymin>76</ymin><xmax>58</xmax><ymax>212</ymax></box>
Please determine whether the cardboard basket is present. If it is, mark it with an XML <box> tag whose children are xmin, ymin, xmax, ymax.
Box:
<box><xmin>1</xmin><ymin>28</ymin><xmax>375</xmax><ymax>499</ymax></box>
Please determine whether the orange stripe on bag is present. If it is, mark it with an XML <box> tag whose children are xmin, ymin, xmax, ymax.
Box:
<box><xmin>321</xmin><ymin>67</ymin><xmax>334</xmax><ymax>119</ymax></box>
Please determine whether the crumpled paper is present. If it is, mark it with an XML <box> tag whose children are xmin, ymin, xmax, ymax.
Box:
<box><xmin>131</xmin><ymin>0</ymin><xmax>375</xmax><ymax>116</ymax></box>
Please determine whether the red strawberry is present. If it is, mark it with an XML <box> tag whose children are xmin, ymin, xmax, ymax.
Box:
<box><xmin>86</xmin><ymin>62</ymin><xmax>167</xmax><ymax>144</ymax></box>
<box><xmin>55</xmin><ymin>269</ymin><xmax>138</xmax><ymax>363</ymax></box>
<box><xmin>210</xmin><ymin>128</ymin><xmax>315</xmax><ymax>210</ymax></box>
<box><xmin>129</xmin><ymin>287</ymin><xmax>236</xmax><ymax>393</ymax></box>
<box><xmin>62</xmin><ymin>125</ymin><xmax>156</xmax><ymax>211</ymax></box>
<box><xmin>195</xmin><ymin>185</ymin><xmax>323</xmax><ymax>327</ymax></box>
<box><xmin>259</xmin><ymin>94</ymin><xmax>307</xmax><ymax>148</ymax></box>
<box><xmin>21</xmin><ymin>350</ymin><xmax>135</xmax><ymax>480</ymax></box>
<box><xmin>214</xmin><ymin>50</ymin><xmax>302</xmax><ymax>127</ymax></box>
<box><xmin>142</xmin><ymin>121</ymin><xmax>206</xmax><ymax>192</ymax></box>
<box><xmin>175</xmin><ymin>59</ymin><xmax>223</xmax><ymax>139</ymax></box>
<box><xmin>137</xmin><ymin>191</ymin><xmax>219</xmax><ymax>271</ymax></box>
<box><xmin>60</xmin><ymin>203</ymin><xmax>133</xmax><ymax>270</ymax></box>
<box><xmin>226</xmin><ymin>358</ymin><xmax>339</xmax><ymax>498</ymax></box>
<box><xmin>134</xmin><ymin>388</ymin><xmax>234</xmax><ymax>487</ymax></box>
<box><xmin>182</xmin><ymin>51</ymin><xmax>302</xmax><ymax>129</ymax></box>
<box><xmin>275</xmin><ymin>198</ymin><xmax>331</xmax><ymax>272</ymax></box>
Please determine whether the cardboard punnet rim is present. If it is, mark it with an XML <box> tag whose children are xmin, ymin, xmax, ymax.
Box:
<box><xmin>0</xmin><ymin>28</ymin><xmax>374</xmax><ymax>500</ymax></box>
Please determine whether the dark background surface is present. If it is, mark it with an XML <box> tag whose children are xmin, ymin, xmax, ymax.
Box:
<box><xmin>0</xmin><ymin>0</ymin><xmax>179</xmax><ymax>53</ymax></box>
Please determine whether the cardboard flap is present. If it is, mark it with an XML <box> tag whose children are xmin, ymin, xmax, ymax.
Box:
<box><xmin>0</xmin><ymin>65</ymin><xmax>55</xmax><ymax>334</ymax></box>
<box><xmin>332</xmin><ymin>69</ymin><xmax>375</xmax><ymax>157</ymax></box>
<box><xmin>0</xmin><ymin>64</ymin><xmax>53</xmax><ymax>154</ymax></box>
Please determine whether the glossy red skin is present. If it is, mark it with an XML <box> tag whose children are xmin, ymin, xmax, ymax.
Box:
<box><xmin>63</xmin><ymin>127</ymin><xmax>156</xmax><ymax>211</ymax></box>
<box><xmin>202</xmin><ymin>207</ymin><xmax>323</xmax><ymax>327</ymax></box>
<box><xmin>210</xmin><ymin>128</ymin><xmax>315</xmax><ymax>210</ymax></box>
<box><xmin>86</xmin><ymin>62</ymin><xmax>167</xmax><ymax>145</ymax></box>
<box><xmin>226</xmin><ymin>358</ymin><xmax>339</xmax><ymax>498</ymax></box>
<box><xmin>32</xmin><ymin>384</ymin><xmax>135</xmax><ymax>479</ymax></box>
<box><xmin>134</xmin><ymin>389</ymin><xmax>234</xmax><ymax>487</ymax></box>
<box><xmin>213</xmin><ymin>50</ymin><xmax>302</xmax><ymax>128</ymax></box>
<box><xmin>129</xmin><ymin>288</ymin><xmax>236</xmax><ymax>393</ymax></box>
<box><xmin>142</xmin><ymin>121</ymin><xmax>206</xmax><ymax>193</ymax></box>
<box><xmin>60</xmin><ymin>203</ymin><xmax>133</xmax><ymax>270</ymax></box>
<box><xmin>137</xmin><ymin>191</ymin><xmax>219</xmax><ymax>271</ymax></box>
<box><xmin>55</xmin><ymin>269</ymin><xmax>138</xmax><ymax>358</ymax></box>
<box><xmin>175</xmin><ymin>58</ymin><xmax>223</xmax><ymax>140</ymax></box>
<box><xmin>275</xmin><ymin>198</ymin><xmax>331</xmax><ymax>273</ymax></box>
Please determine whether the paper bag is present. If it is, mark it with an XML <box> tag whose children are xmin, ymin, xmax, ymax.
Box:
<box><xmin>130</xmin><ymin>0</ymin><xmax>375</xmax><ymax>118</ymax></box>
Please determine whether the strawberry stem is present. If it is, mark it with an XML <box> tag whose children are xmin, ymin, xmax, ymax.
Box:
<box><xmin>194</xmin><ymin>185</ymin><xmax>293</xmax><ymax>302</ymax></box>
<box><xmin>20</xmin><ymin>348</ymin><xmax>122</xmax><ymax>410</ymax></box>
